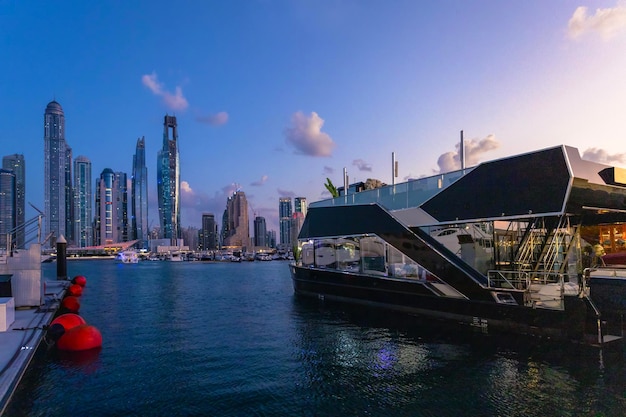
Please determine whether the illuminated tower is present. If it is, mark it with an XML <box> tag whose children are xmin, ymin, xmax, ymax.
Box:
<box><xmin>44</xmin><ymin>100</ymin><xmax>71</xmax><ymax>245</ymax></box>
<box><xmin>157</xmin><ymin>115</ymin><xmax>180</xmax><ymax>242</ymax></box>
<box><xmin>223</xmin><ymin>190</ymin><xmax>249</xmax><ymax>249</ymax></box>
<box><xmin>2</xmin><ymin>154</ymin><xmax>25</xmax><ymax>248</ymax></box>
<box><xmin>73</xmin><ymin>156</ymin><xmax>92</xmax><ymax>247</ymax></box>
<box><xmin>131</xmin><ymin>136</ymin><xmax>148</xmax><ymax>248</ymax></box>
<box><xmin>279</xmin><ymin>197</ymin><xmax>292</xmax><ymax>247</ymax></box>
<box><xmin>94</xmin><ymin>168</ymin><xmax>118</xmax><ymax>245</ymax></box>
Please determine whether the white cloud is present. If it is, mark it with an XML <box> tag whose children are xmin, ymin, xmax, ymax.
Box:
<box><xmin>197</xmin><ymin>111</ymin><xmax>229</xmax><ymax>126</ymax></box>
<box><xmin>353</xmin><ymin>159</ymin><xmax>372</xmax><ymax>172</ymax></box>
<box><xmin>142</xmin><ymin>72</ymin><xmax>189</xmax><ymax>111</ymax></box>
<box><xmin>582</xmin><ymin>147</ymin><xmax>626</xmax><ymax>165</ymax></box>
<box><xmin>568</xmin><ymin>4</ymin><xmax>626</xmax><ymax>40</ymax></box>
<box><xmin>436</xmin><ymin>134</ymin><xmax>500</xmax><ymax>173</ymax></box>
<box><xmin>284</xmin><ymin>111</ymin><xmax>336</xmax><ymax>157</ymax></box>
<box><xmin>250</xmin><ymin>175</ymin><xmax>269</xmax><ymax>187</ymax></box>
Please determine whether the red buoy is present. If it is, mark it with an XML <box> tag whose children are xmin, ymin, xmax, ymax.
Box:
<box><xmin>67</xmin><ymin>284</ymin><xmax>83</xmax><ymax>297</ymax></box>
<box><xmin>57</xmin><ymin>324</ymin><xmax>102</xmax><ymax>351</ymax></box>
<box><xmin>72</xmin><ymin>275</ymin><xmax>87</xmax><ymax>287</ymax></box>
<box><xmin>51</xmin><ymin>313</ymin><xmax>87</xmax><ymax>332</ymax></box>
<box><xmin>61</xmin><ymin>296</ymin><xmax>80</xmax><ymax>313</ymax></box>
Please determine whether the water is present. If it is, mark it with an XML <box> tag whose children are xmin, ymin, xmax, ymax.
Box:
<box><xmin>6</xmin><ymin>260</ymin><xmax>626</xmax><ymax>416</ymax></box>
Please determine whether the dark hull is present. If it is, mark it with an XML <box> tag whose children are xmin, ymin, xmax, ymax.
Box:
<box><xmin>590</xmin><ymin>276</ymin><xmax>626</xmax><ymax>322</ymax></box>
<box><xmin>291</xmin><ymin>265</ymin><xmax>602</xmax><ymax>343</ymax></box>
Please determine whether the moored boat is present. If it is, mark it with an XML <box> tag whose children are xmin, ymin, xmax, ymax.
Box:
<box><xmin>291</xmin><ymin>145</ymin><xmax>626</xmax><ymax>345</ymax></box>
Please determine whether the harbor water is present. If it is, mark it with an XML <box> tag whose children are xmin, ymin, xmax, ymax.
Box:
<box><xmin>6</xmin><ymin>260</ymin><xmax>626</xmax><ymax>416</ymax></box>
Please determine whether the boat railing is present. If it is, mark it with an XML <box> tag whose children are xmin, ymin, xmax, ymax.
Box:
<box><xmin>311</xmin><ymin>169</ymin><xmax>468</xmax><ymax>211</ymax></box>
<box><xmin>487</xmin><ymin>270</ymin><xmax>530</xmax><ymax>290</ymax></box>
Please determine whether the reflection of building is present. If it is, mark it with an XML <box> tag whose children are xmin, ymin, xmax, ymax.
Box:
<box><xmin>73</xmin><ymin>156</ymin><xmax>92</xmax><ymax>247</ymax></box>
<box><xmin>200</xmin><ymin>213</ymin><xmax>218</xmax><ymax>250</ymax></box>
<box><xmin>223</xmin><ymin>191</ymin><xmax>250</xmax><ymax>249</ymax></box>
<box><xmin>0</xmin><ymin>169</ymin><xmax>16</xmax><ymax>248</ymax></box>
<box><xmin>44</xmin><ymin>100</ymin><xmax>73</xmax><ymax>245</ymax></box>
<box><xmin>157</xmin><ymin>115</ymin><xmax>180</xmax><ymax>242</ymax></box>
<box><xmin>132</xmin><ymin>136</ymin><xmax>149</xmax><ymax>249</ymax></box>
<box><xmin>94</xmin><ymin>168</ymin><xmax>119</xmax><ymax>245</ymax></box>
<box><xmin>279</xmin><ymin>197</ymin><xmax>292</xmax><ymax>247</ymax></box>
<box><xmin>2</xmin><ymin>154</ymin><xmax>25</xmax><ymax>248</ymax></box>
<box><xmin>254</xmin><ymin>216</ymin><xmax>267</xmax><ymax>247</ymax></box>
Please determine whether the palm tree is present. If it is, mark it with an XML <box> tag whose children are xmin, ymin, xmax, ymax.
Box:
<box><xmin>324</xmin><ymin>178</ymin><xmax>339</xmax><ymax>198</ymax></box>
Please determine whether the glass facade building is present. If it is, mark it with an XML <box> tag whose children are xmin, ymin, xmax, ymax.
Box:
<box><xmin>254</xmin><ymin>216</ymin><xmax>267</xmax><ymax>247</ymax></box>
<box><xmin>131</xmin><ymin>136</ymin><xmax>148</xmax><ymax>248</ymax></box>
<box><xmin>2</xmin><ymin>154</ymin><xmax>25</xmax><ymax>248</ymax></box>
<box><xmin>200</xmin><ymin>213</ymin><xmax>217</xmax><ymax>251</ymax></box>
<box><xmin>157</xmin><ymin>115</ymin><xmax>180</xmax><ymax>242</ymax></box>
<box><xmin>73</xmin><ymin>156</ymin><xmax>92</xmax><ymax>247</ymax></box>
<box><xmin>279</xmin><ymin>197</ymin><xmax>292</xmax><ymax>247</ymax></box>
<box><xmin>223</xmin><ymin>191</ymin><xmax>249</xmax><ymax>248</ymax></box>
<box><xmin>95</xmin><ymin>168</ymin><xmax>118</xmax><ymax>245</ymax></box>
<box><xmin>0</xmin><ymin>169</ymin><xmax>16</xmax><ymax>249</ymax></box>
<box><xmin>44</xmin><ymin>100</ymin><xmax>72</xmax><ymax>245</ymax></box>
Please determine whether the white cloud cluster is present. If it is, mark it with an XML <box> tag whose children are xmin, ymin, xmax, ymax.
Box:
<box><xmin>196</xmin><ymin>111</ymin><xmax>229</xmax><ymax>126</ymax></box>
<box><xmin>142</xmin><ymin>72</ymin><xmax>189</xmax><ymax>111</ymax></box>
<box><xmin>353</xmin><ymin>159</ymin><xmax>372</xmax><ymax>172</ymax></box>
<box><xmin>285</xmin><ymin>111</ymin><xmax>336</xmax><ymax>157</ymax></box>
<box><xmin>568</xmin><ymin>4</ymin><xmax>626</xmax><ymax>40</ymax></box>
<box><xmin>436</xmin><ymin>134</ymin><xmax>499</xmax><ymax>173</ymax></box>
<box><xmin>582</xmin><ymin>147</ymin><xmax>626</xmax><ymax>164</ymax></box>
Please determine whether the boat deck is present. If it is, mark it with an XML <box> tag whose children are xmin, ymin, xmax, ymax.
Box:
<box><xmin>0</xmin><ymin>280</ymin><xmax>67</xmax><ymax>415</ymax></box>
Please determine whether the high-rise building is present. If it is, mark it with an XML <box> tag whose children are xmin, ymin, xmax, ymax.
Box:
<box><xmin>73</xmin><ymin>156</ymin><xmax>92</xmax><ymax>247</ymax></box>
<box><xmin>64</xmin><ymin>145</ymin><xmax>74</xmax><ymax>243</ymax></box>
<box><xmin>200</xmin><ymin>213</ymin><xmax>218</xmax><ymax>251</ymax></box>
<box><xmin>2</xmin><ymin>154</ymin><xmax>25</xmax><ymax>248</ymax></box>
<box><xmin>157</xmin><ymin>115</ymin><xmax>180</xmax><ymax>242</ymax></box>
<box><xmin>294</xmin><ymin>197</ymin><xmax>307</xmax><ymax>217</ymax></box>
<box><xmin>223</xmin><ymin>191</ymin><xmax>249</xmax><ymax>248</ymax></box>
<box><xmin>279</xmin><ymin>197</ymin><xmax>292</xmax><ymax>247</ymax></box>
<box><xmin>131</xmin><ymin>136</ymin><xmax>148</xmax><ymax>249</ymax></box>
<box><xmin>253</xmin><ymin>216</ymin><xmax>267</xmax><ymax>247</ymax></box>
<box><xmin>0</xmin><ymin>169</ymin><xmax>16</xmax><ymax>249</ymax></box>
<box><xmin>94</xmin><ymin>168</ymin><xmax>119</xmax><ymax>245</ymax></box>
<box><xmin>290</xmin><ymin>212</ymin><xmax>305</xmax><ymax>246</ymax></box>
<box><xmin>267</xmin><ymin>230</ymin><xmax>276</xmax><ymax>248</ymax></box>
<box><xmin>182</xmin><ymin>226</ymin><xmax>198</xmax><ymax>251</ymax></box>
<box><xmin>115</xmin><ymin>172</ymin><xmax>129</xmax><ymax>242</ymax></box>
<box><xmin>44</xmin><ymin>100</ymin><xmax>72</xmax><ymax>245</ymax></box>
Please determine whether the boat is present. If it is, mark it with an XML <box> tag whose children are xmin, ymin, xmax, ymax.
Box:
<box><xmin>290</xmin><ymin>144</ymin><xmax>626</xmax><ymax>345</ymax></box>
<box><xmin>116</xmin><ymin>250</ymin><xmax>139</xmax><ymax>264</ymax></box>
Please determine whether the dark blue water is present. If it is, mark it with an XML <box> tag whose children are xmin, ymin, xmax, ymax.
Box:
<box><xmin>6</xmin><ymin>260</ymin><xmax>626</xmax><ymax>416</ymax></box>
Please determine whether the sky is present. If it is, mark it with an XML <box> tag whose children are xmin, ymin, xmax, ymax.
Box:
<box><xmin>2</xmin><ymin>0</ymin><xmax>626</xmax><ymax>235</ymax></box>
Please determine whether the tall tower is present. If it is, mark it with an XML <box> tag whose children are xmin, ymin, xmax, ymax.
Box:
<box><xmin>279</xmin><ymin>197</ymin><xmax>292</xmax><ymax>247</ymax></box>
<box><xmin>44</xmin><ymin>100</ymin><xmax>70</xmax><ymax>245</ymax></box>
<box><xmin>73</xmin><ymin>156</ymin><xmax>92</xmax><ymax>247</ymax></box>
<box><xmin>0</xmin><ymin>169</ymin><xmax>16</xmax><ymax>249</ymax></box>
<box><xmin>254</xmin><ymin>216</ymin><xmax>267</xmax><ymax>247</ymax></box>
<box><xmin>2</xmin><ymin>154</ymin><xmax>25</xmax><ymax>248</ymax></box>
<box><xmin>94</xmin><ymin>168</ymin><xmax>119</xmax><ymax>245</ymax></box>
<box><xmin>294</xmin><ymin>197</ymin><xmax>307</xmax><ymax>217</ymax></box>
<box><xmin>223</xmin><ymin>190</ymin><xmax>250</xmax><ymax>249</ymax></box>
<box><xmin>200</xmin><ymin>213</ymin><xmax>217</xmax><ymax>251</ymax></box>
<box><xmin>115</xmin><ymin>172</ymin><xmax>129</xmax><ymax>242</ymax></box>
<box><xmin>131</xmin><ymin>136</ymin><xmax>148</xmax><ymax>248</ymax></box>
<box><xmin>157</xmin><ymin>115</ymin><xmax>180</xmax><ymax>243</ymax></box>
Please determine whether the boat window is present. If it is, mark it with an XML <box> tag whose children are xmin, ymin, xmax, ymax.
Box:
<box><xmin>314</xmin><ymin>239</ymin><xmax>337</xmax><ymax>269</ymax></box>
<box><xmin>360</xmin><ymin>236</ymin><xmax>386</xmax><ymax>275</ymax></box>
<box><xmin>336</xmin><ymin>238</ymin><xmax>360</xmax><ymax>272</ymax></box>
<box><xmin>387</xmin><ymin>245</ymin><xmax>420</xmax><ymax>278</ymax></box>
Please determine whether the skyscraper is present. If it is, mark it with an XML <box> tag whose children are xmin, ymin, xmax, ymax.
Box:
<box><xmin>115</xmin><ymin>171</ymin><xmax>129</xmax><ymax>242</ymax></box>
<box><xmin>64</xmin><ymin>145</ymin><xmax>74</xmax><ymax>244</ymax></box>
<box><xmin>157</xmin><ymin>115</ymin><xmax>180</xmax><ymax>242</ymax></box>
<box><xmin>44</xmin><ymin>100</ymin><xmax>72</xmax><ymax>245</ymax></box>
<box><xmin>200</xmin><ymin>213</ymin><xmax>217</xmax><ymax>251</ymax></box>
<box><xmin>253</xmin><ymin>216</ymin><xmax>267</xmax><ymax>247</ymax></box>
<box><xmin>0</xmin><ymin>169</ymin><xmax>16</xmax><ymax>249</ymax></box>
<box><xmin>2</xmin><ymin>154</ymin><xmax>25</xmax><ymax>248</ymax></box>
<box><xmin>73</xmin><ymin>156</ymin><xmax>92</xmax><ymax>247</ymax></box>
<box><xmin>94</xmin><ymin>168</ymin><xmax>119</xmax><ymax>245</ymax></box>
<box><xmin>279</xmin><ymin>197</ymin><xmax>292</xmax><ymax>247</ymax></box>
<box><xmin>223</xmin><ymin>191</ymin><xmax>249</xmax><ymax>248</ymax></box>
<box><xmin>131</xmin><ymin>136</ymin><xmax>148</xmax><ymax>248</ymax></box>
<box><xmin>294</xmin><ymin>197</ymin><xmax>307</xmax><ymax>217</ymax></box>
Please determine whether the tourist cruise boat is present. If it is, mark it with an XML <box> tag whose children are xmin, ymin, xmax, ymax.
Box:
<box><xmin>290</xmin><ymin>145</ymin><xmax>626</xmax><ymax>345</ymax></box>
<box><xmin>116</xmin><ymin>250</ymin><xmax>139</xmax><ymax>264</ymax></box>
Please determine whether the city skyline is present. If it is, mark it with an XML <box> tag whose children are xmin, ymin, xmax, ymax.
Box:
<box><xmin>3</xmin><ymin>2</ymin><xmax>626</xmax><ymax>235</ymax></box>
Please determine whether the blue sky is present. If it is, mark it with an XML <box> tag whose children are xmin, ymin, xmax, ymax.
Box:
<box><xmin>2</xmin><ymin>1</ymin><xmax>626</xmax><ymax>234</ymax></box>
